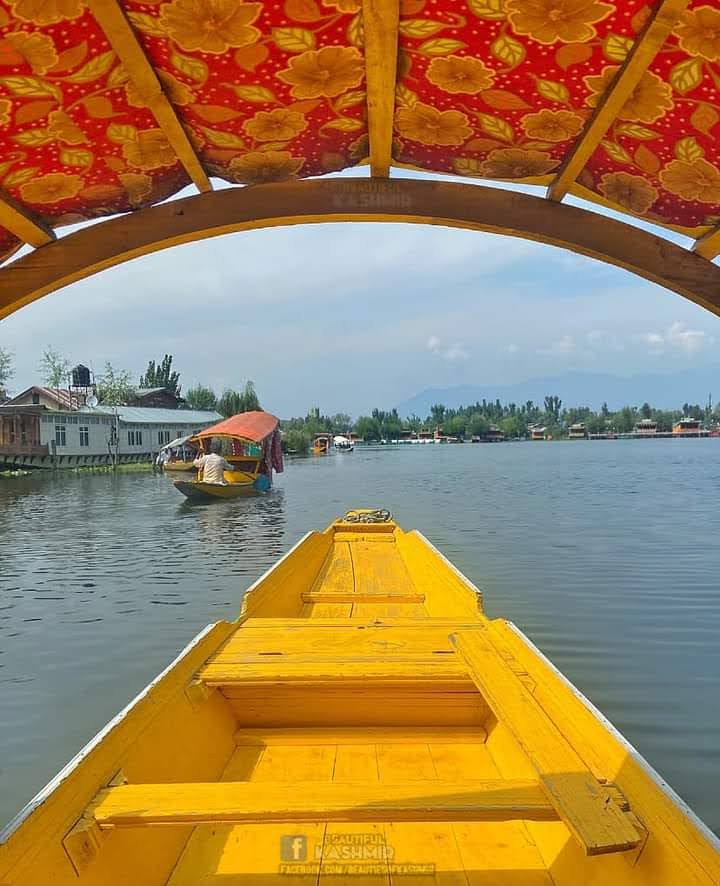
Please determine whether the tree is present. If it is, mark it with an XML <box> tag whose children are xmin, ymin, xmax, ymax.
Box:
<box><xmin>217</xmin><ymin>381</ymin><xmax>261</xmax><ymax>417</ymax></box>
<box><xmin>39</xmin><ymin>347</ymin><xmax>70</xmax><ymax>388</ymax></box>
<box><xmin>640</xmin><ymin>402</ymin><xmax>652</xmax><ymax>419</ymax></box>
<box><xmin>354</xmin><ymin>416</ymin><xmax>380</xmax><ymax>441</ymax></box>
<box><xmin>139</xmin><ymin>354</ymin><xmax>181</xmax><ymax>396</ymax></box>
<box><xmin>217</xmin><ymin>388</ymin><xmax>242</xmax><ymax>418</ymax></box>
<box><xmin>239</xmin><ymin>380</ymin><xmax>260</xmax><ymax>412</ymax></box>
<box><xmin>185</xmin><ymin>384</ymin><xmax>217</xmax><ymax>411</ymax></box>
<box><xmin>330</xmin><ymin>413</ymin><xmax>352</xmax><ymax>433</ymax></box>
<box><xmin>97</xmin><ymin>362</ymin><xmax>134</xmax><ymax>405</ymax></box>
<box><xmin>544</xmin><ymin>394</ymin><xmax>562</xmax><ymax>421</ymax></box>
<box><xmin>430</xmin><ymin>403</ymin><xmax>445</xmax><ymax>426</ymax></box>
<box><xmin>0</xmin><ymin>346</ymin><xmax>13</xmax><ymax>393</ymax></box>
<box><xmin>469</xmin><ymin>413</ymin><xmax>490</xmax><ymax>437</ymax></box>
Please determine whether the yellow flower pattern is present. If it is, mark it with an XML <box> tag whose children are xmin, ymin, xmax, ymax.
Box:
<box><xmin>159</xmin><ymin>0</ymin><xmax>263</xmax><ymax>54</ymax></box>
<box><xmin>0</xmin><ymin>0</ymin><xmax>717</xmax><ymax>245</ymax></box>
<box><xmin>277</xmin><ymin>47</ymin><xmax>364</xmax><ymax>99</ymax></box>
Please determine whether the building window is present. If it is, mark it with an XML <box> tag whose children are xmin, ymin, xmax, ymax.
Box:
<box><xmin>158</xmin><ymin>430</ymin><xmax>170</xmax><ymax>445</ymax></box>
<box><xmin>128</xmin><ymin>430</ymin><xmax>143</xmax><ymax>446</ymax></box>
<box><xmin>32</xmin><ymin>393</ymin><xmax>40</xmax><ymax>404</ymax></box>
<box><xmin>55</xmin><ymin>425</ymin><xmax>66</xmax><ymax>447</ymax></box>
<box><xmin>79</xmin><ymin>426</ymin><xmax>89</xmax><ymax>447</ymax></box>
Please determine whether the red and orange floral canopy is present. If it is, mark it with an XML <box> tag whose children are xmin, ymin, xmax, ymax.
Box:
<box><xmin>0</xmin><ymin>0</ymin><xmax>718</xmax><ymax>262</ymax></box>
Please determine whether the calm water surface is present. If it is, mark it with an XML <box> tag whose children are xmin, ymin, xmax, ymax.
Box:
<box><xmin>1</xmin><ymin>441</ymin><xmax>719</xmax><ymax>833</ymax></box>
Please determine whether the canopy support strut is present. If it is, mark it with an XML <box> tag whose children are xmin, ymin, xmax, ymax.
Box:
<box><xmin>87</xmin><ymin>0</ymin><xmax>211</xmax><ymax>194</ymax></box>
<box><xmin>362</xmin><ymin>0</ymin><xmax>400</xmax><ymax>178</ymax></box>
<box><xmin>547</xmin><ymin>0</ymin><xmax>689</xmax><ymax>202</ymax></box>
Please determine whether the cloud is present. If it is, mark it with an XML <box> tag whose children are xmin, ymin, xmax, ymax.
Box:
<box><xmin>427</xmin><ymin>336</ymin><xmax>468</xmax><ymax>361</ymax></box>
<box><xmin>634</xmin><ymin>323</ymin><xmax>712</xmax><ymax>355</ymax></box>
<box><xmin>537</xmin><ymin>335</ymin><xmax>576</xmax><ymax>356</ymax></box>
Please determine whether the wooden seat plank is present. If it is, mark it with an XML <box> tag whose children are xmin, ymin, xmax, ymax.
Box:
<box><xmin>352</xmin><ymin>542</ymin><xmax>418</xmax><ymax>597</ymax></box>
<box><xmin>451</xmin><ymin>629</ymin><xmax>641</xmax><ymax>856</ymax></box>
<box><xmin>91</xmin><ymin>780</ymin><xmax>557</xmax><ymax>828</ymax></box>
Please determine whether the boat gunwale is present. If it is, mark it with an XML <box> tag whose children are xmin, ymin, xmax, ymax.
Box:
<box><xmin>0</xmin><ymin>621</ymin><xmax>222</xmax><ymax>846</ymax></box>
<box><xmin>507</xmin><ymin>621</ymin><xmax>720</xmax><ymax>857</ymax></box>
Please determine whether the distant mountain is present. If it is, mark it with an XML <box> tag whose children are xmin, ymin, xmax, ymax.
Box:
<box><xmin>396</xmin><ymin>369</ymin><xmax>720</xmax><ymax>417</ymax></box>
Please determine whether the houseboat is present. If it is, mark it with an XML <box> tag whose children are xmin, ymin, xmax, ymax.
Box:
<box><xmin>568</xmin><ymin>423</ymin><xmax>588</xmax><ymax>440</ymax></box>
<box><xmin>634</xmin><ymin>419</ymin><xmax>657</xmax><ymax>437</ymax></box>
<box><xmin>672</xmin><ymin>418</ymin><xmax>707</xmax><ymax>437</ymax></box>
<box><xmin>530</xmin><ymin>426</ymin><xmax>547</xmax><ymax>441</ymax></box>
<box><xmin>0</xmin><ymin>386</ymin><xmax>220</xmax><ymax>469</ymax></box>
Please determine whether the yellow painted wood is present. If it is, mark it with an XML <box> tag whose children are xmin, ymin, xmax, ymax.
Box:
<box><xmin>309</xmin><ymin>541</ymin><xmax>354</xmax><ymax>595</ymax></box>
<box><xmin>91</xmin><ymin>780</ymin><xmax>557</xmax><ymax>827</ymax></box>
<box><xmin>548</xmin><ymin>0</ymin><xmax>689</xmax><ymax>201</ymax></box>
<box><xmin>87</xmin><ymin>0</ymin><xmax>211</xmax><ymax>193</ymax></box>
<box><xmin>452</xmin><ymin>630</ymin><xmax>641</xmax><ymax>855</ymax></box>
<box><xmin>234</xmin><ymin>728</ymin><xmax>487</xmax><ymax>746</ymax></box>
<box><xmin>7</xmin><ymin>179</ymin><xmax>720</xmax><ymax>324</ymax></box>
<box><xmin>223</xmin><ymin>683</ymin><xmax>488</xmax><ymax>728</ymax></box>
<box><xmin>0</xmin><ymin>192</ymin><xmax>55</xmax><ymax>247</ymax></box>
<box><xmin>362</xmin><ymin>0</ymin><xmax>399</xmax><ymax>177</ymax></box>
<box><xmin>490</xmin><ymin>619</ymin><xmax>720</xmax><ymax>885</ymax></box>
<box><xmin>4</xmin><ymin>515</ymin><xmax>720</xmax><ymax>886</ymax></box>
<box><xmin>301</xmin><ymin>592</ymin><xmax>425</xmax><ymax>603</ymax></box>
<box><xmin>352</xmin><ymin>541</ymin><xmax>418</xmax><ymax>597</ymax></box>
<box><xmin>693</xmin><ymin>227</ymin><xmax>720</xmax><ymax>260</ymax></box>
<box><xmin>200</xmin><ymin>659</ymin><xmax>468</xmax><ymax>684</ymax></box>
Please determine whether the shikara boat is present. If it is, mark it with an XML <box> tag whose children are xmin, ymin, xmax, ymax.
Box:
<box><xmin>1</xmin><ymin>511</ymin><xmax>718</xmax><ymax>886</ymax></box>
<box><xmin>161</xmin><ymin>435</ymin><xmax>198</xmax><ymax>473</ymax></box>
<box><xmin>173</xmin><ymin>412</ymin><xmax>283</xmax><ymax>501</ymax></box>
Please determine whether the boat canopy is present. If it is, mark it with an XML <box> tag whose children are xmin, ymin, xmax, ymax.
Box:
<box><xmin>195</xmin><ymin>412</ymin><xmax>279</xmax><ymax>444</ymax></box>
<box><xmin>160</xmin><ymin>434</ymin><xmax>195</xmax><ymax>452</ymax></box>
<box><xmin>2</xmin><ymin>0</ymin><xmax>720</xmax><ymax>320</ymax></box>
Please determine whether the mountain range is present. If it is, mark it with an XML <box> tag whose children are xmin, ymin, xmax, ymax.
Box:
<box><xmin>396</xmin><ymin>369</ymin><xmax>720</xmax><ymax>417</ymax></box>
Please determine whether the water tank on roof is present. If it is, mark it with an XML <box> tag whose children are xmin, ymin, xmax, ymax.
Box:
<box><xmin>71</xmin><ymin>364</ymin><xmax>91</xmax><ymax>387</ymax></box>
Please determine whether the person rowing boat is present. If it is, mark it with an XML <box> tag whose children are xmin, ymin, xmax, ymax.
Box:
<box><xmin>193</xmin><ymin>440</ymin><xmax>233</xmax><ymax>485</ymax></box>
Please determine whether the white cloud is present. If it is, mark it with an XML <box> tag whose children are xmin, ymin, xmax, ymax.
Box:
<box><xmin>427</xmin><ymin>336</ymin><xmax>468</xmax><ymax>361</ymax></box>
<box><xmin>667</xmin><ymin>321</ymin><xmax>709</xmax><ymax>354</ymax></box>
<box><xmin>634</xmin><ymin>323</ymin><xmax>712</xmax><ymax>355</ymax></box>
<box><xmin>538</xmin><ymin>335</ymin><xmax>576</xmax><ymax>356</ymax></box>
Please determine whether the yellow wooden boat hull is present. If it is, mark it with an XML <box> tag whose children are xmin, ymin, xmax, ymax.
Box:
<box><xmin>173</xmin><ymin>471</ymin><xmax>263</xmax><ymax>500</ymax></box>
<box><xmin>163</xmin><ymin>461</ymin><xmax>197</xmax><ymax>473</ymax></box>
<box><xmin>1</xmin><ymin>515</ymin><xmax>718</xmax><ymax>886</ymax></box>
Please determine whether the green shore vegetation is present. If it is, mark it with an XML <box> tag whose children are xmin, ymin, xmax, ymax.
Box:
<box><xmin>281</xmin><ymin>396</ymin><xmax>717</xmax><ymax>454</ymax></box>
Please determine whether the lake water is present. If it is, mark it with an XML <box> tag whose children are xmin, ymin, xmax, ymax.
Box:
<box><xmin>1</xmin><ymin>440</ymin><xmax>719</xmax><ymax>834</ymax></box>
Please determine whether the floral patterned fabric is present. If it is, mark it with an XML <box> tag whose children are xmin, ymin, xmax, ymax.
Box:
<box><xmin>0</xmin><ymin>0</ymin><xmax>719</xmax><ymax>256</ymax></box>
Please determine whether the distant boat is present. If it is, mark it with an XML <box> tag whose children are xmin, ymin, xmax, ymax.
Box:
<box><xmin>333</xmin><ymin>435</ymin><xmax>354</xmax><ymax>452</ymax></box>
<box><xmin>159</xmin><ymin>434</ymin><xmax>198</xmax><ymax>472</ymax></box>
<box><xmin>173</xmin><ymin>412</ymin><xmax>282</xmax><ymax>501</ymax></box>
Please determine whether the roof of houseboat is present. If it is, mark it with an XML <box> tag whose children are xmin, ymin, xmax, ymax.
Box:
<box><xmin>86</xmin><ymin>406</ymin><xmax>221</xmax><ymax>424</ymax></box>
<box><xmin>1</xmin><ymin>0</ymin><xmax>720</xmax><ymax>319</ymax></box>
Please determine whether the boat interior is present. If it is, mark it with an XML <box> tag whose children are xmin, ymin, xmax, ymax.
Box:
<box><xmin>1</xmin><ymin>517</ymin><xmax>718</xmax><ymax>886</ymax></box>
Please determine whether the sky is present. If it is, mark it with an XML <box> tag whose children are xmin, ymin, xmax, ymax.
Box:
<box><xmin>2</xmin><ymin>169</ymin><xmax>720</xmax><ymax>418</ymax></box>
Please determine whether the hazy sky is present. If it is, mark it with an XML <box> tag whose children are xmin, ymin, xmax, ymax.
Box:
<box><xmin>2</xmin><ymin>169</ymin><xmax>719</xmax><ymax>418</ymax></box>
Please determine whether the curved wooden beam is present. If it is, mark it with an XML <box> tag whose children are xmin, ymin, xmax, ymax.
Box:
<box><xmin>2</xmin><ymin>178</ymin><xmax>720</xmax><ymax>320</ymax></box>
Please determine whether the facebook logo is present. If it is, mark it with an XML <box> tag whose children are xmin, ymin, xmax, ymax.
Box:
<box><xmin>280</xmin><ymin>835</ymin><xmax>307</xmax><ymax>861</ymax></box>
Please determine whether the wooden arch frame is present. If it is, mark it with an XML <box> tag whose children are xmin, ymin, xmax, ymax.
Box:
<box><xmin>2</xmin><ymin>178</ymin><xmax>720</xmax><ymax>322</ymax></box>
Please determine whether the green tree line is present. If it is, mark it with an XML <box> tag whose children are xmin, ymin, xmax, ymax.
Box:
<box><xmin>281</xmin><ymin>395</ymin><xmax>719</xmax><ymax>454</ymax></box>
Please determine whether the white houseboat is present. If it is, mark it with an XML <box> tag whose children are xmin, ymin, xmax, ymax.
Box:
<box><xmin>0</xmin><ymin>387</ymin><xmax>220</xmax><ymax>469</ymax></box>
